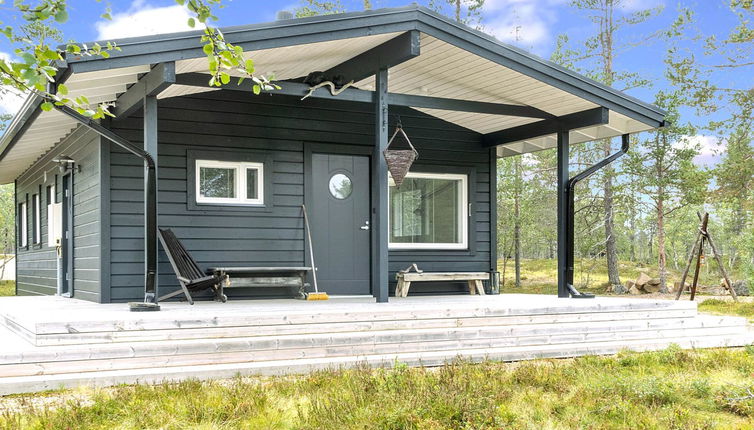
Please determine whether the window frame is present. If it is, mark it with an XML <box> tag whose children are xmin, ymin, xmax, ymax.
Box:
<box><xmin>18</xmin><ymin>200</ymin><xmax>28</xmax><ymax>249</ymax></box>
<box><xmin>388</xmin><ymin>171</ymin><xmax>469</xmax><ymax>251</ymax></box>
<box><xmin>32</xmin><ymin>193</ymin><xmax>41</xmax><ymax>245</ymax></box>
<box><xmin>194</xmin><ymin>159</ymin><xmax>265</xmax><ymax>206</ymax></box>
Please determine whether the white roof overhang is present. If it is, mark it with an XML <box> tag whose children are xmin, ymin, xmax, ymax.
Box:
<box><xmin>0</xmin><ymin>5</ymin><xmax>665</xmax><ymax>184</ymax></box>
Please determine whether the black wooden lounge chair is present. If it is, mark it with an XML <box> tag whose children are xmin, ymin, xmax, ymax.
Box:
<box><xmin>158</xmin><ymin>228</ymin><xmax>228</xmax><ymax>304</ymax></box>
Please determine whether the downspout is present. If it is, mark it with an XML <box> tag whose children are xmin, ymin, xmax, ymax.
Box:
<box><xmin>565</xmin><ymin>133</ymin><xmax>630</xmax><ymax>298</ymax></box>
<box><xmin>51</xmin><ymin>104</ymin><xmax>159</xmax><ymax>309</ymax></box>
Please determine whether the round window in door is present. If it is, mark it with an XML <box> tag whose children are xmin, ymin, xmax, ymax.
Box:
<box><xmin>328</xmin><ymin>173</ymin><xmax>353</xmax><ymax>200</ymax></box>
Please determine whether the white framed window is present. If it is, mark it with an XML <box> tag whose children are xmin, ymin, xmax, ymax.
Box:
<box><xmin>19</xmin><ymin>201</ymin><xmax>27</xmax><ymax>248</ymax></box>
<box><xmin>195</xmin><ymin>160</ymin><xmax>264</xmax><ymax>205</ymax></box>
<box><xmin>32</xmin><ymin>194</ymin><xmax>41</xmax><ymax>244</ymax></box>
<box><xmin>388</xmin><ymin>172</ymin><xmax>468</xmax><ymax>250</ymax></box>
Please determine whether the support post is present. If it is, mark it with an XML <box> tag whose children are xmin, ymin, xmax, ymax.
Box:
<box><xmin>489</xmin><ymin>147</ymin><xmax>499</xmax><ymax>294</ymax></box>
<box><xmin>372</xmin><ymin>67</ymin><xmax>389</xmax><ymax>303</ymax></box>
<box><xmin>143</xmin><ymin>96</ymin><xmax>158</xmax><ymax>303</ymax></box>
<box><xmin>556</xmin><ymin>129</ymin><xmax>570</xmax><ymax>298</ymax></box>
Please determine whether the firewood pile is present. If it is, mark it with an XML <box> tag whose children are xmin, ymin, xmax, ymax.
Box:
<box><xmin>622</xmin><ymin>273</ymin><xmax>750</xmax><ymax>296</ymax></box>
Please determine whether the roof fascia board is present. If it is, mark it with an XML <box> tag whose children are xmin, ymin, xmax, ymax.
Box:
<box><xmin>65</xmin><ymin>8</ymin><xmax>422</xmax><ymax>74</ymax></box>
<box><xmin>175</xmin><ymin>73</ymin><xmax>552</xmax><ymax>118</ymax></box>
<box><xmin>482</xmin><ymin>107</ymin><xmax>609</xmax><ymax>147</ymax></box>
<box><xmin>113</xmin><ymin>62</ymin><xmax>176</xmax><ymax>118</ymax></box>
<box><xmin>324</xmin><ymin>30</ymin><xmax>421</xmax><ymax>82</ymax></box>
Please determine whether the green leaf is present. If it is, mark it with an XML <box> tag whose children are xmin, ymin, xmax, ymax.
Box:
<box><xmin>57</xmin><ymin>84</ymin><xmax>68</xmax><ymax>95</ymax></box>
<box><xmin>54</xmin><ymin>9</ymin><xmax>68</xmax><ymax>23</ymax></box>
<box><xmin>220</xmin><ymin>72</ymin><xmax>230</xmax><ymax>85</ymax></box>
<box><xmin>40</xmin><ymin>102</ymin><xmax>53</xmax><ymax>112</ymax></box>
<box><xmin>252</xmin><ymin>84</ymin><xmax>261</xmax><ymax>95</ymax></box>
<box><xmin>202</xmin><ymin>43</ymin><xmax>213</xmax><ymax>55</ymax></box>
<box><xmin>188</xmin><ymin>17</ymin><xmax>196</xmax><ymax>27</ymax></box>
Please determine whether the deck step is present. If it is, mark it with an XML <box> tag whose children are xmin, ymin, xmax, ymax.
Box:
<box><xmin>0</xmin><ymin>314</ymin><xmax>743</xmax><ymax>366</ymax></box>
<box><xmin>0</xmin><ymin>316</ymin><xmax>748</xmax><ymax>378</ymax></box>
<box><xmin>13</xmin><ymin>308</ymin><xmax>699</xmax><ymax>346</ymax></box>
<box><xmin>1</xmin><ymin>331</ymin><xmax>751</xmax><ymax>396</ymax></box>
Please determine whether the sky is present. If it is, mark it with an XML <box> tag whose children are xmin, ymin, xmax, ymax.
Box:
<box><xmin>0</xmin><ymin>0</ymin><xmax>747</xmax><ymax>165</ymax></box>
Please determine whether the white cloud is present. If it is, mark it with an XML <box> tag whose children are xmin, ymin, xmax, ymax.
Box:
<box><xmin>95</xmin><ymin>0</ymin><xmax>194</xmax><ymax>40</ymax></box>
<box><xmin>0</xmin><ymin>52</ymin><xmax>28</xmax><ymax>116</ymax></box>
<box><xmin>619</xmin><ymin>0</ymin><xmax>665</xmax><ymax>12</ymax></box>
<box><xmin>481</xmin><ymin>0</ymin><xmax>566</xmax><ymax>50</ymax></box>
<box><xmin>674</xmin><ymin>134</ymin><xmax>725</xmax><ymax>167</ymax></box>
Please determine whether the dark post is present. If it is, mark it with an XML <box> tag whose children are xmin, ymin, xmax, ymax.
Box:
<box><xmin>143</xmin><ymin>96</ymin><xmax>158</xmax><ymax>303</ymax></box>
<box><xmin>489</xmin><ymin>147</ymin><xmax>499</xmax><ymax>294</ymax></box>
<box><xmin>557</xmin><ymin>129</ymin><xmax>569</xmax><ymax>298</ymax></box>
<box><xmin>372</xmin><ymin>67</ymin><xmax>389</xmax><ymax>303</ymax></box>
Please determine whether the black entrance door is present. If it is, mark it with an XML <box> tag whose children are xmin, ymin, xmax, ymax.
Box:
<box><xmin>60</xmin><ymin>172</ymin><xmax>73</xmax><ymax>297</ymax></box>
<box><xmin>310</xmin><ymin>153</ymin><xmax>370</xmax><ymax>295</ymax></box>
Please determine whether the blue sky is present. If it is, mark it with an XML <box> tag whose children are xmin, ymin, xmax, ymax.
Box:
<box><xmin>0</xmin><ymin>0</ymin><xmax>746</xmax><ymax>164</ymax></box>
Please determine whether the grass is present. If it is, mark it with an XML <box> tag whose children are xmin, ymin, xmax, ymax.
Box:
<box><xmin>699</xmin><ymin>299</ymin><xmax>754</xmax><ymax>321</ymax></box>
<box><xmin>0</xmin><ymin>280</ymin><xmax>14</xmax><ymax>297</ymax></box>
<box><xmin>2</xmin><ymin>346</ymin><xmax>754</xmax><ymax>429</ymax></box>
<box><xmin>499</xmin><ymin>258</ymin><xmax>744</xmax><ymax>295</ymax></box>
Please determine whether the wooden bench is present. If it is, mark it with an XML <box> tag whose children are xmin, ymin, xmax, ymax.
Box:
<box><xmin>395</xmin><ymin>272</ymin><xmax>489</xmax><ymax>297</ymax></box>
<box><xmin>207</xmin><ymin>267</ymin><xmax>311</xmax><ymax>298</ymax></box>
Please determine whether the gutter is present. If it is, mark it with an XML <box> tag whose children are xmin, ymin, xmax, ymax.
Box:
<box><xmin>565</xmin><ymin>134</ymin><xmax>630</xmax><ymax>298</ymax></box>
<box><xmin>52</xmin><ymin>104</ymin><xmax>159</xmax><ymax>309</ymax></box>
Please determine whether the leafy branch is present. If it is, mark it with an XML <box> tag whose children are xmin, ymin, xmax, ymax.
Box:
<box><xmin>177</xmin><ymin>0</ymin><xmax>278</xmax><ymax>95</ymax></box>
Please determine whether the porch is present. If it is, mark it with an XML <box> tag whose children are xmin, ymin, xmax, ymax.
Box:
<box><xmin>0</xmin><ymin>294</ymin><xmax>751</xmax><ymax>394</ymax></box>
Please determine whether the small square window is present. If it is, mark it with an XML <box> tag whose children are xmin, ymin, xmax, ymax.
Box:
<box><xmin>195</xmin><ymin>160</ymin><xmax>263</xmax><ymax>206</ymax></box>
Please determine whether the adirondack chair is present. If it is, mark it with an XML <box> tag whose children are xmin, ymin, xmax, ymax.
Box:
<box><xmin>158</xmin><ymin>228</ymin><xmax>228</xmax><ymax>304</ymax></box>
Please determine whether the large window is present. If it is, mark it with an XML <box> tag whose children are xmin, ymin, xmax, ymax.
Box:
<box><xmin>195</xmin><ymin>160</ymin><xmax>264</xmax><ymax>205</ymax></box>
<box><xmin>389</xmin><ymin>172</ymin><xmax>468</xmax><ymax>250</ymax></box>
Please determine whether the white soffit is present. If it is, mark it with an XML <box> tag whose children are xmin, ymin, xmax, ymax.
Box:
<box><xmin>0</xmin><ymin>64</ymin><xmax>150</xmax><ymax>183</ymax></box>
<box><xmin>355</xmin><ymin>34</ymin><xmax>651</xmax><ymax>154</ymax></box>
<box><xmin>496</xmin><ymin>112</ymin><xmax>655</xmax><ymax>157</ymax></box>
<box><xmin>159</xmin><ymin>32</ymin><xmax>404</xmax><ymax>100</ymax></box>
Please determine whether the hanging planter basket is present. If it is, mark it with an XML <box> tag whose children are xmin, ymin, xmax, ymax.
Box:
<box><xmin>383</xmin><ymin>124</ymin><xmax>418</xmax><ymax>187</ymax></box>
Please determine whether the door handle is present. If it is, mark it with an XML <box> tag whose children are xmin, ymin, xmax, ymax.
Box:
<box><xmin>360</xmin><ymin>220</ymin><xmax>370</xmax><ymax>231</ymax></box>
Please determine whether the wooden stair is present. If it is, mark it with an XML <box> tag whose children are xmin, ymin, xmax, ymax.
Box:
<box><xmin>0</xmin><ymin>295</ymin><xmax>751</xmax><ymax>395</ymax></box>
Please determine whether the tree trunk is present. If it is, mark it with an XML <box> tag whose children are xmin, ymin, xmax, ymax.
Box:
<box><xmin>514</xmin><ymin>156</ymin><xmax>522</xmax><ymax>288</ymax></box>
<box><xmin>455</xmin><ymin>0</ymin><xmax>461</xmax><ymax>22</ymax></box>
<box><xmin>656</xmin><ymin>192</ymin><xmax>668</xmax><ymax>293</ymax></box>
<box><xmin>603</xmin><ymin>149</ymin><xmax>621</xmax><ymax>288</ymax></box>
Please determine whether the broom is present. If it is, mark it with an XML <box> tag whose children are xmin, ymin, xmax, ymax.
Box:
<box><xmin>302</xmin><ymin>204</ymin><xmax>328</xmax><ymax>300</ymax></box>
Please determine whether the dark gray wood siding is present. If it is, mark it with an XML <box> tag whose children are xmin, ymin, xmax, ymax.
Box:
<box><xmin>107</xmin><ymin>91</ymin><xmax>490</xmax><ymax>301</ymax></box>
<box><xmin>15</xmin><ymin>126</ymin><xmax>103</xmax><ymax>302</ymax></box>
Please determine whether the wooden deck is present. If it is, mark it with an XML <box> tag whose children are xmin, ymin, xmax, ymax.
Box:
<box><xmin>0</xmin><ymin>294</ymin><xmax>752</xmax><ymax>395</ymax></box>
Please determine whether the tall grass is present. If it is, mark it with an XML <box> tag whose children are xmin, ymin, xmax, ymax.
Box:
<box><xmin>0</xmin><ymin>280</ymin><xmax>14</xmax><ymax>297</ymax></box>
<box><xmin>2</xmin><ymin>347</ymin><xmax>753</xmax><ymax>429</ymax></box>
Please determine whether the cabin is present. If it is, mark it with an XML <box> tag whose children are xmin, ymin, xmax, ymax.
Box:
<box><xmin>2</xmin><ymin>6</ymin><xmax>754</xmax><ymax>397</ymax></box>
<box><xmin>0</xmin><ymin>6</ymin><xmax>667</xmax><ymax>305</ymax></box>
